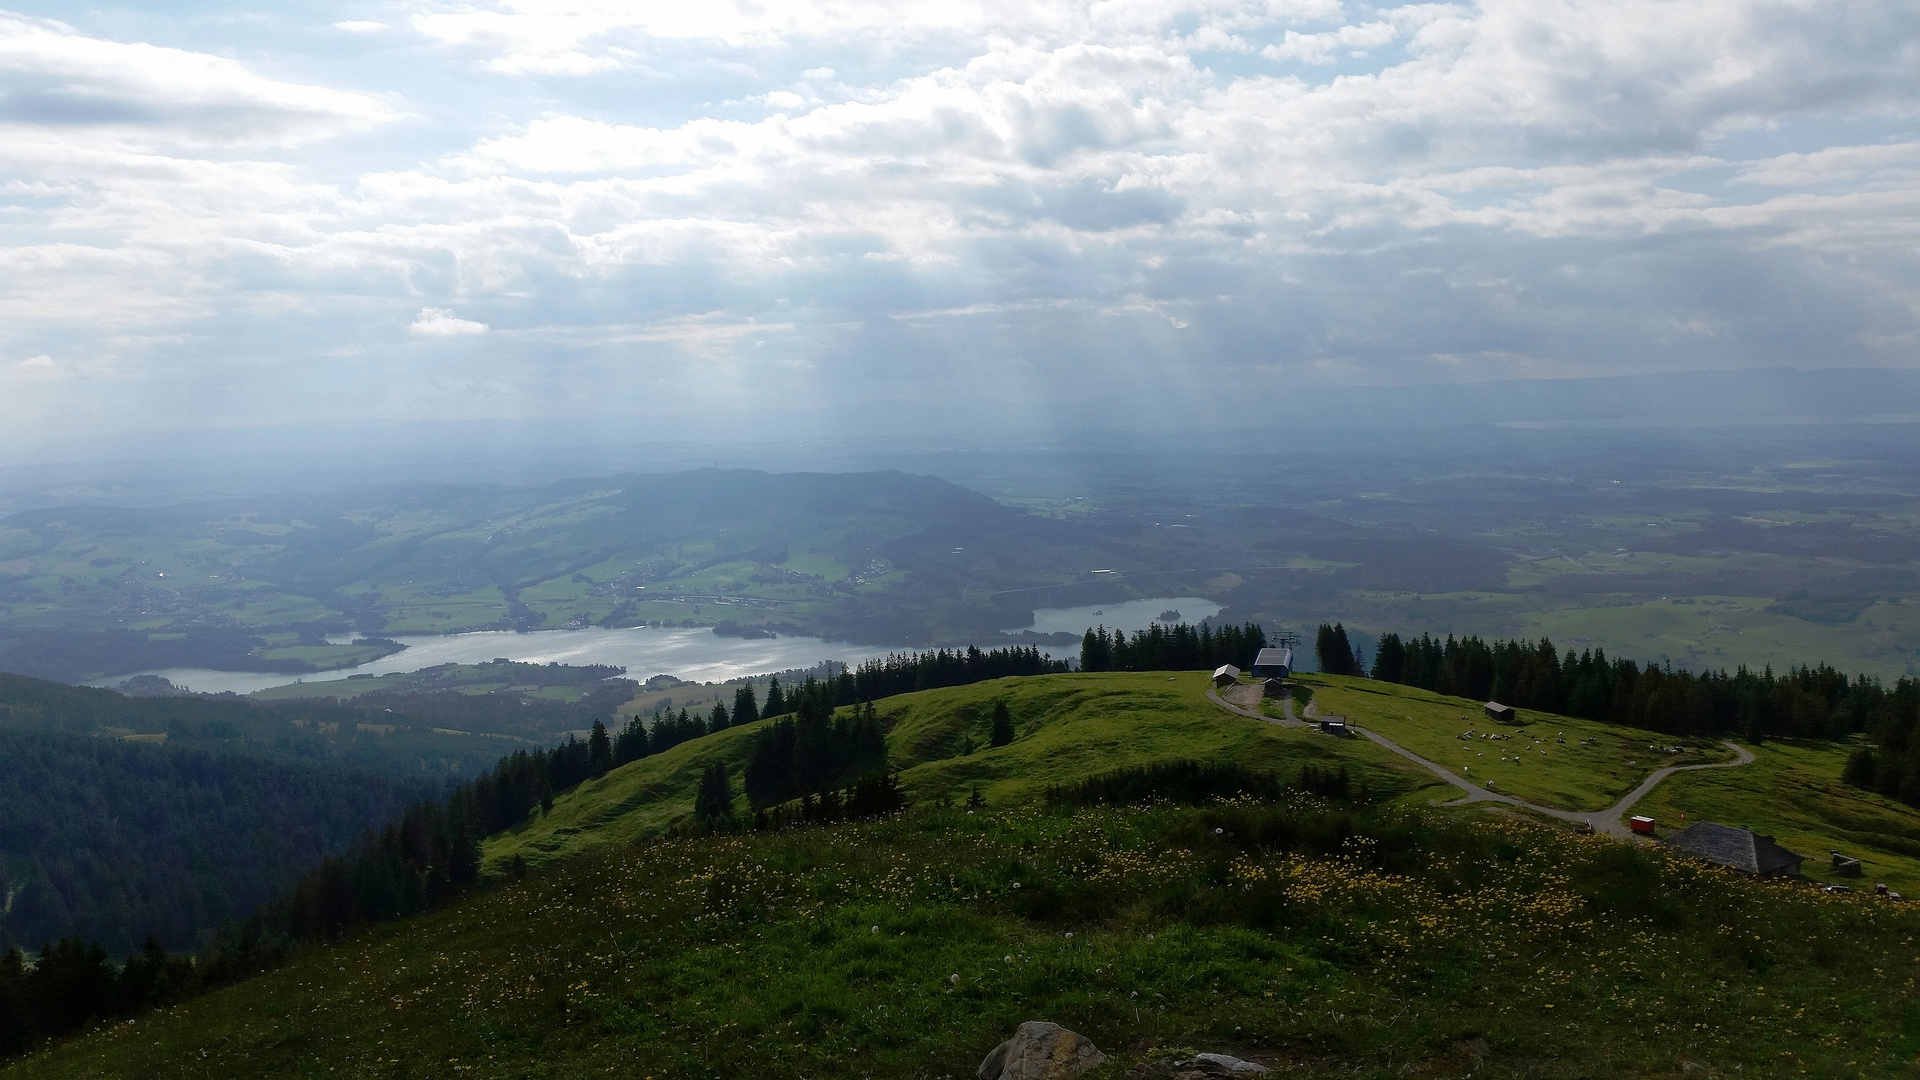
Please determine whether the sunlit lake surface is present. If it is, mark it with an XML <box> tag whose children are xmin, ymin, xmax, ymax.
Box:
<box><xmin>99</xmin><ymin>596</ymin><xmax>1222</xmax><ymax>696</ymax></box>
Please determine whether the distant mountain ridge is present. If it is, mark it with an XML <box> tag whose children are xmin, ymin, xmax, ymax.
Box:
<box><xmin>0</xmin><ymin>469</ymin><xmax>1121</xmax><ymax>677</ymax></box>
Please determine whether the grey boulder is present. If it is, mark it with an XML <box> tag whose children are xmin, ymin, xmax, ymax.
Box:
<box><xmin>1130</xmin><ymin>1052</ymin><xmax>1270</xmax><ymax>1080</ymax></box>
<box><xmin>978</xmin><ymin>1021</ymin><xmax>1109</xmax><ymax>1080</ymax></box>
<box><xmin>1190</xmin><ymin>1053</ymin><xmax>1267</xmax><ymax>1075</ymax></box>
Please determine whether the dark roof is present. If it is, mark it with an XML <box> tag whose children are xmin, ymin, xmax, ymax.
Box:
<box><xmin>1252</xmin><ymin>647</ymin><xmax>1292</xmax><ymax>670</ymax></box>
<box><xmin>1662</xmin><ymin>822</ymin><xmax>1804</xmax><ymax>876</ymax></box>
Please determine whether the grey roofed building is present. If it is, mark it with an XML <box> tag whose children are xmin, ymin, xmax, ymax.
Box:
<box><xmin>1662</xmin><ymin>822</ymin><xmax>1805</xmax><ymax>877</ymax></box>
<box><xmin>1250</xmin><ymin>647</ymin><xmax>1293</xmax><ymax>678</ymax></box>
<box><xmin>1211</xmin><ymin>664</ymin><xmax>1241</xmax><ymax>687</ymax></box>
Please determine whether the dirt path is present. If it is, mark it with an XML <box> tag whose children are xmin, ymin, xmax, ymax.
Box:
<box><xmin>1206</xmin><ymin>685</ymin><xmax>1754</xmax><ymax>838</ymax></box>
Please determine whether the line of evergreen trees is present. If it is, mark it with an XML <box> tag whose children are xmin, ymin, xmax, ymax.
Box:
<box><xmin>606</xmin><ymin>644</ymin><xmax>1066</xmax><ymax>770</ymax></box>
<box><xmin>1367</xmin><ymin>630</ymin><xmax>1919</xmax><ymax>745</ymax></box>
<box><xmin>1078</xmin><ymin>621</ymin><xmax>1269</xmax><ymax>672</ymax></box>
<box><xmin>844</xmin><ymin>646</ymin><xmax>1069</xmax><ymax>698</ymax></box>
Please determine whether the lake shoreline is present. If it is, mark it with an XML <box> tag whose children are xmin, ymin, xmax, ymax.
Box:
<box><xmin>90</xmin><ymin>596</ymin><xmax>1222</xmax><ymax>697</ymax></box>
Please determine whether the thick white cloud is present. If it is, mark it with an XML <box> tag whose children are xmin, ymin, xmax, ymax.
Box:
<box><xmin>0</xmin><ymin>0</ymin><xmax>1916</xmax><ymax>445</ymax></box>
<box><xmin>410</xmin><ymin>308</ymin><xmax>490</xmax><ymax>336</ymax></box>
<box><xmin>0</xmin><ymin>12</ymin><xmax>391</xmax><ymax>145</ymax></box>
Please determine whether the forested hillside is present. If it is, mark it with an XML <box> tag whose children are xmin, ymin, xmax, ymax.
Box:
<box><xmin>0</xmin><ymin>673</ymin><xmax>569</xmax><ymax>779</ymax></box>
<box><xmin>0</xmin><ymin>729</ymin><xmax>429</xmax><ymax>954</ymax></box>
<box><xmin>0</xmin><ymin>671</ymin><xmax>639</xmax><ymax>955</ymax></box>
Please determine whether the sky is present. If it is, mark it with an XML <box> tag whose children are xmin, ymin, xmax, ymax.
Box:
<box><xmin>0</xmin><ymin>0</ymin><xmax>1916</xmax><ymax>450</ymax></box>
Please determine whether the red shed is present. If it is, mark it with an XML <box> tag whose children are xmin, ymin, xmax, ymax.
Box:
<box><xmin>1629</xmin><ymin>816</ymin><xmax>1656</xmax><ymax>835</ymax></box>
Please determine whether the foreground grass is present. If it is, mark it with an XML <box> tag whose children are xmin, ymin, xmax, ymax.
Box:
<box><xmin>1297</xmin><ymin>675</ymin><xmax>1733</xmax><ymax>811</ymax></box>
<box><xmin>484</xmin><ymin>672</ymin><xmax>1439</xmax><ymax>873</ymax></box>
<box><xmin>13</xmin><ymin>801</ymin><xmax>1920</xmax><ymax>1079</ymax></box>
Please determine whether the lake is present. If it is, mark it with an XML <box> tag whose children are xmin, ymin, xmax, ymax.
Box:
<box><xmin>1021</xmin><ymin>596</ymin><xmax>1222</xmax><ymax>636</ymax></box>
<box><xmin>100</xmin><ymin>596</ymin><xmax>1223</xmax><ymax>696</ymax></box>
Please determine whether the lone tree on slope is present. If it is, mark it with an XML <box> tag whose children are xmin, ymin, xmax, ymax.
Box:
<box><xmin>989</xmin><ymin>700</ymin><xmax>1015</xmax><ymax>748</ymax></box>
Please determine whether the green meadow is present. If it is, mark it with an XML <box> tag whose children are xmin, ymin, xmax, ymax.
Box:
<box><xmin>13</xmin><ymin>798</ymin><xmax>1920</xmax><ymax>1079</ymax></box>
<box><xmin>1298</xmin><ymin>675</ymin><xmax>1920</xmax><ymax>894</ymax></box>
<box><xmin>1295</xmin><ymin>675</ymin><xmax>1732</xmax><ymax>812</ymax></box>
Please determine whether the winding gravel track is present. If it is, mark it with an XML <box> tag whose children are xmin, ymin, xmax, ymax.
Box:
<box><xmin>1205</xmin><ymin>686</ymin><xmax>1754</xmax><ymax>838</ymax></box>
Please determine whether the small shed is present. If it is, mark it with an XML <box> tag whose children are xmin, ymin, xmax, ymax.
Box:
<box><xmin>1662</xmin><ymin>822</ymin><xmax>1804</xmax><ymax>877</ymax></box>
<box><xmin>1262</xmin><ymin>678</ymin><xmax>1287</xmax><ymax>699</ymax></box>
<box><xmin>1250</xmin><ymin>647</ymin><xmax>1293</xmax><ymax>679</ymax></box>
<box><xmin>1831</xmin><ymin>850</ymin><xmax>1863</xmax><ymax>877</ymax></box>
<box><xmin>1484</xmin><ymin>701</ymin><xmax>1517</xmax><ymax>724</ymax></box>
<box><xmin>1629</xmin><ymin>815</ymin><xmax>1656</xmax><ymax>835</ymax></box>
<box><xmin>1211</xmin><ymin>664</ymin><xmax>1241</xmax><ymax>688</ymax></box>
<box><xmin>1318</xmin><ymin>715</ymin><xmax>1348</xmax><ymax>735</ymax></box>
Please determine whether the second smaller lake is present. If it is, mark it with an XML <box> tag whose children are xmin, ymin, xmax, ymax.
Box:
<box><xmin>1021</xmin><ymin>597</ymin><xmax>1223</xmax><ymax>636</ymax></box>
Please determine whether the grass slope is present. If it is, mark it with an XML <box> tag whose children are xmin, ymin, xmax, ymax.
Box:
<box><xmin>1299</xmin><ymin>674</ymin><xmax>1920</xmax><ymax>893</ymax></box>
<box><xmin>483</xmin><ymin>672</ymin><xmax>1441</xmax><ymax>873</ymax></box>
<box><xmin>12</xmin><ymin>801</ymin><xmax>1920</xmax><ymax>1079</ymax></box>
<box><xmin>1637</xmin><ymin>739</ymin><xmax>1920</xmax><ymax>895</ymax></box>
<box><xmin>1295</xmin><ymin>675</ymin><xmax>1734</xmax><ymax>811</ymax></box>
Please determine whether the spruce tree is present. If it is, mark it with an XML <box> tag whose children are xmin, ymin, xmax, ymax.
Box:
<box><xmin>989</xmin><ymin>700</ymin><xmax>1015</xmax><ymax>747</ymax></box>
<box><xmin>613</xmin><ymin>715</ymin><xmax>649</xmax><ymax>765</ymax></box>
<box><xmin>732</xmin><ymin>683</ymin><xmax>760</xmax><ymax>726</ymax></box>
<box><xmin>709</xmin><ymin>701</ymin><xmax>730</xmax><ymax>734</ymax></box>
<box><xmin>588</xmin><ymin>720</ymin><xmax>613</xmax><ymax>777</ymax></box>
<box><xmin>1332</xmin><ymin>623</ymin><xmax>1359</xmax><ymax>677</ymax></box>
<box><xmin>693</xmin><ymin>763</ymin><xmax>735</xmax><ymax>826</ymax></box>
<box><xmin>764</xmin><ymin>676</ymin><xmax>786</xmax><ymax>718</ymax></box>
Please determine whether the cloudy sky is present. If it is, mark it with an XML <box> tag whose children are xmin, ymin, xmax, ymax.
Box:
<box><xmin>0</xmin><ymin>0</ymin><xmax>1916</xmax><ymax>447</ymax></box>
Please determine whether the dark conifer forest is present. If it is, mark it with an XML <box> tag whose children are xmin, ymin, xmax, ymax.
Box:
<box><xmin>0</xmin><ymin>730</ymin><xmax>432</xmax><ymax>955</ymax></box>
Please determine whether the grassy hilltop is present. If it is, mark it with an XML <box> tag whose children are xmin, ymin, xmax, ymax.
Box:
<box><xmin>10</xmin><ymin>672</ymin><xmax>1920</xmax><ymax>1079</ymax></box>
<box><xmin>482</xmin><ymin>672</ymin><xmax>1434</xmax><ymax>873</ymax></box>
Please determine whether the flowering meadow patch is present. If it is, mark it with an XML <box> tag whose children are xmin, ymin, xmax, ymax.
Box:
<box><xmin>14</xmin><ymin>800</ymin><xmax>1920</xmax><ymax>1079</ymax></box>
